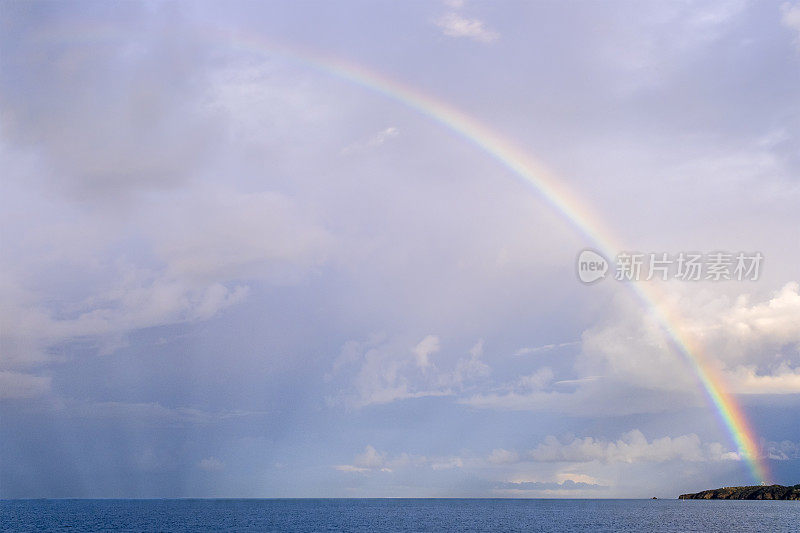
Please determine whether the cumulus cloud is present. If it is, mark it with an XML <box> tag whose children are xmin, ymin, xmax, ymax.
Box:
<box><xmin>335</xmin><ymin>431</ymin><xmax>737</xmax><ymax>488</ymax></box>
<box><xmin>485</xmin><ymin>431</ymin><xmax>739</xmax><ymax>466</ymax></box>
<box><xmin>487</xmin><ymin>448</ymin><xmax>519</xmax><ymax>465</ymax></box>
<box><xmin>0</xmin><ymin>11</ymin><xmax>335</xmax><ymax>370</ymax></box>
<box><xmin>580</xmin><ymin>282</ymin><xmax>800</xmax><ymax>396</ymax></box>
<box><xmin>461</xmin><ymin>281</ymin><xmax>800</xmax><ymax>417</ymax></box>
<box><xmin>333</xmin><ymin>445</ymin><xmax>395</xmax><ymax>473</ymax></box>
<box><xmin>412</xmin><ymin>334</ymin><xmax>440</xmax><ymax>369</ymax></box>
<box><xmin>435</xmin><ymin>283</ymin><xmax>800</xmax><ymax>416</ymax></box>
<box><xmin>0</xmin><ymin>270</ymin><xmax>250</xmax><ymax>368</ymax></box>
<box><xmin>329</xmin><ymin>337</ymin><xmax>423</xmax><ymax>407</ymax></box>
<box><xmin>528</xmin><ymin>430</ymin><xmax>739</xmax><ymax>464</ymax></box>
<box><xmin>431</xmin><ymin>457</ymin><xmax>464</xmax><ymax>470</ymax></box>
<box><xmin>494</xmin><ymin>479</ymin><xmax>606</xmax><ymax>492</ymax></box>
<box><xmin>435</xmin><ymin>12</ymin><xmax>498</xmax><ymax>43</ymax></box>
<box><xmin>335</xmin><ymin>445</ymin><xmax>463</xmax><ymax>473</ymax></box>
<box><xmin>764</xmin><ymin>439</ymin><xmax>800</xmax><ymax>460</ymax></box>
<box><xmin>2</xmin><ymin>0</ymin><xmax>799</xmax><ymax>498</ymax></box>
<box><xmin>0</xmin><ymin>184</ymin><xmax>330</xmax><ymax>368</ymax></box>
<box><xmin>714</xmin><ymin>282</ymin><xmax>800</xmax><ymax>361</ymax></box>
<box><xmin>515</xmin><ymin>368</ymin><xmax>556</xmax><ymax>390</ymax></box>
<box><xmin>469</xmin><ymin>339</ymin><xmax>484</xmax><ymax>358</ymax></box>
<box><xmin>328</xmin><ymin>335</ymin><xmax>491</xmax><ymax>407</ymax></box>
<box><xmin>727</xmin><ymin>364</ymin><xmax>800</xmax><ymax>394</ymax></box>
<box><xmin>353</xmin><ymin>445</ymin><xmax>387</xmax><ymax>469</ymax></box>
<box><xmin>445</xmin><ymin>347</ymin><xmax>491</xmax><ymax>388</ymax></box>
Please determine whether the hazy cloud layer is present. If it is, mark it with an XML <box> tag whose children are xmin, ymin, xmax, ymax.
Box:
<box><xmin>2</xmin><ymin>0</ymin><xmax>799</xmax><ymax>497</ymax></box>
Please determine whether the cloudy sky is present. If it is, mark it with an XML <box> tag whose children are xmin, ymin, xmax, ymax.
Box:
<box><xmin>1</xmin><ymin>0</ymin><xmax>799</xmax><ymax>498</ymax></box>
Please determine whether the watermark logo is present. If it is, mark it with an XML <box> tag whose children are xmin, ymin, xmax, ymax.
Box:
<box><xmin>576</xmin><ymin>250</ymin><xmax>763</xmax><ymax>283</ymax></box>
<box><xmin>577</xmin><ymin>249</ymin><xmax>609</xmax><ymax>284</ymax></box>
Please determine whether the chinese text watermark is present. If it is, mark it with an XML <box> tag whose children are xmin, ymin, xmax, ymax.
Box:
<box><xmin>577</xmin><ymin>249</ymin><xmax>762</xmax><ymax>284</ymax></box>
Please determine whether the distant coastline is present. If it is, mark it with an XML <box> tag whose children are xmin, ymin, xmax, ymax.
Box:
<box><xmin>679</xmin><ymin>485</ymin><xmax>800</xmax><ymax>500</ymax></box>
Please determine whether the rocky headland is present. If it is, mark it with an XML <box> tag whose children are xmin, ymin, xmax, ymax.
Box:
<box><xmin>679</xmin><ymin>485</ymin><xmax>800</xmax><ymax>500</ymax></box>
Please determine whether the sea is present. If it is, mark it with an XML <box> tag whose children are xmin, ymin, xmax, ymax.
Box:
<box><xmin>2</xmin><ymin>498</ymin><xmax>800</xmax><ymax>532</ymax></box>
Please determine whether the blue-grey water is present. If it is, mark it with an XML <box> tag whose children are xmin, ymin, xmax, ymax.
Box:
<box><xmin>2</xmin><ymin>499</ymin><xmax>800</xmax><ymax>532</ymax></box>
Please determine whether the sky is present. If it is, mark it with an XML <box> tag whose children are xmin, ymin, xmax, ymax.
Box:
<box><xmin>1</xmin><ymin>0</ymin><xmax>799</xmax><ymax>498</ymax></box>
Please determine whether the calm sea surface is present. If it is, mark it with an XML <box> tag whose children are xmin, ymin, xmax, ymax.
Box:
<box><xmin>2</xmin><ymin>498</ymin><xmax>800</xmax><ymax>532</ymax></box>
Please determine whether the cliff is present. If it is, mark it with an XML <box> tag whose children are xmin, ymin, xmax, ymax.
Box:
<box><xmin>679</xmin><ymin>485</ymin><xmax>800</xmax><ymax>500</ymax></box>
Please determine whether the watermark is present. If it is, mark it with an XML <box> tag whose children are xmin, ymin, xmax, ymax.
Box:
<box><xmin>577</xmin><ymin>249</ymin><xmax>609</xmax><ymax>284</ymax></box>
<box><xmin>576</xmin><ymin>249</ymin><xmax>762</xmax><ymax>284</ymax></box>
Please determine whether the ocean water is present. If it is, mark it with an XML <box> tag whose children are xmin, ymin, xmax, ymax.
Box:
<box><xmin>2</xmin><ymin>498</ymin><xmax>800</xmax><ymax>532</ymax></box>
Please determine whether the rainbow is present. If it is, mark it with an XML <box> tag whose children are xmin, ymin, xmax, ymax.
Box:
<box><xmin>39</xmin><ymin>24</ymin><xmax>771</xmax><ymax>483</ymax></box>
<box><xmin>221</xmin><ymin>32</ymin><xmax>770</xmax><ymax>483</ymax></box>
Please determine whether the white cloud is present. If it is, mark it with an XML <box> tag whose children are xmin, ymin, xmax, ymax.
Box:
<box><xmin>335</xmin><ymin>445</ymin><xmax>463</xmax><ymax>473</ymax></box>
<box><xmin>334</xmin><ymin>340</ymin><xmax>419</xmax><ymax>407</ymax></box>
<box><xmin>435</xmin><ymin>12</ymin><xmax>498</xmax><ymax>43</ymax></box>
<box><xmin>354</xmin><ymin>444</ymin><xmax>387</xmax><ymax>469</ymax></box>
<box><xmin>469</xmin><ymin>339</ymin><xmax>484</xmax><ymax>358</ymax></box>
<box><xmin>0</xmin><ymin>272</ymin><xmax>249</xmax><ymax>368</ymax></box>
<box><xmin>0</xmin><ymin>45</ymin><xmax>336</xmax><ymax>370</ymax></box>
<box><xmin>0</xmin><ymin>185</ymin><xmax>331</xmax><ymax>368</ymax></box>
<box><xmin>329</xmin><ymin>334</ymin><xmax>491</xmax><ymax>407</ymax></box>
<box><xmin>764</xmin><ymin>439</ymin><xmax>800</xmax><ymax>460</ymax></box>
<box><xmin>493</xmin><ymin>479</ymin><xmax>607</xmax><ymax>495</ymax></box>
<box><xmin>574</xmin><ymin>282</ymin><xmax>800</xmax><ymax>399</ymax></box>
<box><xmin>528</xmin><ymin>430</ymin><xmax>739</xmax><ymax>464</ymax></box>
<box><xmin>334</xmin><ymin>432</ymin><xmax>739</xmax><ymax>487</ymax></box>
<box><xmin>442</xmin><ymin>347</ymin><xmax>491</xmax><ymax>388</ymax></box>
<box><xmin>782</xmin><ymin>2</ymin><xmax>800</xmax><ymax>49</ymax></box>
<box><xmin>412</xmin><ymin>334</ymin><xmax>440</xmax><ymax>369</ymax></box>
<box><xmin>198</xmin><ymin>456</ymin><xmax>225</xmax><ymax>471</ymax></box>
<box><xmin>431</xmin><ymin>457</ymin><xmax>464</xmax><ymax>470</ymax></box>
<box><xmin>727</xmin><ymin>364</ymin><xmax>800</xmax><ymax>394</ymax></box>
<box><xmin>334</xmin><ymin>445</ymin><xmax>395</xmax><ymax>473</ymax></box>
<box><xmin>487</xmin><ymin>448</ymin><xmax>520</xmax><ymax>465</ymax></box>
<box><xmin>515</xmin><ymin>367</ymin><xmax>555</xmax><ymax>391</ymax></box>
<box><xmin>713</xmin><ymin>282</ymin><xmax>800</xmax><ymax>361</ymax></box>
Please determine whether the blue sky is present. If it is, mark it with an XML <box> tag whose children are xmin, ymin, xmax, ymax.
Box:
<box><xmin>1</xmin><ymin>0</ymin><xmax>800</xmax><ymax>498</ymax></box>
